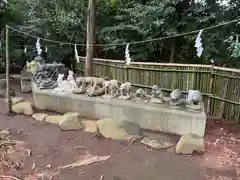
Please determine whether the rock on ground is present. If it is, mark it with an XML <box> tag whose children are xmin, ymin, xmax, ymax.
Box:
<box><xmin>141</xmin><ymin>137</ymin><xmax>174</xmax><ymax>149</ymax></box>
<box><xmin>82</xmin><ymin>120</ymin><xmax>98</xmax><ymax>133</ymax></box>
<box><xmin>45</xmin><ymin>115</ymin><xmax>63</xmax><ymax>124</ymax></box>
<box><xmin>4</xmin><ymin>96</ymin><xmax>25</xmax><ymax>105</ymax></box>
<box><xmin>97</xmin><ymin>118</ymin><xmax>142</xmax><ymax>141</ymax></box>
<box><xmin>175</xmin><ymin>134</ymin><xmax>204</xmax><ymax>155</ymax></box>
<box><xmin>12</xmin><ymin>101</ymin><xmax>34</xmax><ymax>115</ymax></box>
<box><xmin>58</xmin><ymin>112</ymin><xmax>84</xmax><ymax>130</ymax></box>
<box><xmin>32</xmin><ymin>113</ymin><xmax>49</xmax><ymax>121</ymax></box>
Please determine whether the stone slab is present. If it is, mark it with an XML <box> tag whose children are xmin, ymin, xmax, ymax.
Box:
<box><xmin>32</xmin><ymin>83</ymin><xmax>207</xmax><ymax>137</ymax></box>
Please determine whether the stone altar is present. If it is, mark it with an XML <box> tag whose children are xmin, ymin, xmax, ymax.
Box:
<box><xmin>32</xmin><ymin>83</ymin><xmax>207</xmax><ymax>137</ymax></box>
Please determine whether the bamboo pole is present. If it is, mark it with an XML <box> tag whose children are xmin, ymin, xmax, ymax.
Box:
<box><xmin>5</xmin><ymin>25</ymin><xmax>12</xmax><ymax>114</ymax></box>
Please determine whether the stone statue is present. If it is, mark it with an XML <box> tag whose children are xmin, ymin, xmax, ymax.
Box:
<box><xmin>54</xmin><ymin>70</ymin><xmax>77</xmax><ymax>92</ymax></box>
<box><xmin>25</xmin><ymin>60</ymin><xmax>40</xmax><ymax>74</ymax></box>
<box><xmin>135</xmin><ymin>88</ymin><xmax>146</xmax><ymax>101</ymax></box>
<box><xmin>33</xmin><ymin>61</ymin><xmax>68</xmax><ymax>89</ymax></box>
<box><xmin>150</xmin><ymin>85</ymin><xmax>164</xmax><ymax>104</ymax></box>
<box><xmin>87</xmin><ymin>77</ymin><xmax>105</xmax><ymax>97</ymax></box>
<box><xmin>72</xmin><ymin>77</ymin><xmax>88</xmax><ymax>94</ymax></box>
<box><xmin>186</xmin><ymin>90</ymin><xmax>202</xmax><ymax>111</ymax></box>
<box><xmin>170</xmin><ymin>89</ymin><xmax>181</xmax><ymax>107</ymax></box>
<box><xmin>119</xmin><ymin>82</ymin><xmax>131</xmax><ymax>100</ymax></box>
<box><xmin>102</xmin><ymin>79</ymin><xmax>119</xmax><ymax>98</ymax></box>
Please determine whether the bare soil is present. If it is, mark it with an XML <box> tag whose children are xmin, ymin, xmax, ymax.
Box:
<box><xmin>0</xmin><ymin>79</ymin><xmax>239</xmax><ymax>180</ymax></box>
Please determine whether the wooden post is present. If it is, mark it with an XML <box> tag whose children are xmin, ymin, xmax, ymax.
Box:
<box><xmin>5</xmin><ymin>25</ymin><xmax>12</xmax><ymax>114</ymax></box>
<box><xmin>85</xmin><ymin>0</ymin><xmax>95</xmax><ymax>76</ymax></box>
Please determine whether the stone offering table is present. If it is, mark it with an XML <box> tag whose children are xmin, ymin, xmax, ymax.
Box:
<box><xmin>32</xmin><ymin>83</ymin><xmax>207</xmax><ymax>137</ymax></box>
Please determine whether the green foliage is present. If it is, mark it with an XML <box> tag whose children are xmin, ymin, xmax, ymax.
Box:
<box><xmin>1</xmin><ymin>0</ymin><xmax>240</xmax><ymax>67</ymax></box>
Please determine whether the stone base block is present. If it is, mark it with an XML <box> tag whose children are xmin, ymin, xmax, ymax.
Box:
<box><xmin>32</xmin><ymin>83</ymin><xmax>207</xmax><ymax>137</ymax></box>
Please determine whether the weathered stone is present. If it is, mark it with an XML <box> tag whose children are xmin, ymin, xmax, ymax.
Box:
<box><xmin>4</xmin><ymin>97</ymin><xmax>25</xmax><ymax>105</ymax></box>
<box><xmin>97</xmin><ymin>119</ymin><xmax>142</xmax><ymax>141</ymax></box>
<box><xmin>58</xmin><ymin>112</ymin><xmax>84</xmax><ymax>130</ymax></box>
<box><xmin>21</xmin><ymin>79</ymin><xmax>32</xmax><ymax>93</ymax></box>
<box><xmin>32</xmin><ymin>113</ymin><xmax>48</xmax><ymax>121</ymax></box>
<box><xmin>0</xmin><ymin>79</ymin><xmax>6</xmax><ymax>91</ymax></box>
<box><xmin>82</xmin><ymin>120</ymin><xmax>98</xmax><ymax>133</ymax></box>
<box><xmin>12</xmin><ymin>101</ymin><xmax>34</xmax><ymax>115</ymax></box>
<box><xmin>45</xmin><ymin>115</ymin><xmax>62</xmax><ymax>124</ymax></box>
<box><xmin>175</xmin><ymin>134</ymin><xmax>204</xmax><ymax>155</ymax></box>
<box><xmin>141</xmin><ymin>137</ymin><xmax>174</xmax><ymax>149</ymax></box>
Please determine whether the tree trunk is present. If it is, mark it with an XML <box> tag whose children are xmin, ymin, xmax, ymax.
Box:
<box><xmin>85</xmin><ymin>0</ymin><xmax>95</xmax><ymax>76</ymax></box>
<box><xmin>170</xmin><ymin>40</ymin><xmax>175</xmax><ymax>63</ymax></box>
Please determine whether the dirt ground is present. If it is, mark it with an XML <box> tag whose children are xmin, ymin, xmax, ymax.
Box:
<box><xmin>0</xmin><ymin>80</ymin><xmax>239</xmax><ymax>180</ymax></box>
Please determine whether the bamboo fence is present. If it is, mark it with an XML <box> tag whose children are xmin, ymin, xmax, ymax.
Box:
<box><xmin>75</xmin><ymin>56</ymin><xmax>240</xmax><ymax>124</ymax></box>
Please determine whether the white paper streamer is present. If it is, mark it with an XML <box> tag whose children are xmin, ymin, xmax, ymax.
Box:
<box><xmin>36</xmin><ymin>38</ymin><xmax>42</xmax><ymax>55</ymax></box>
<box><xmin>74</xmin><ymin>44</ymin><xmax>79</xmax><ymax>63</ymax></box>
<box><xmin>125</xmin><ymin>43</ymin><xmax>131</xmax><ymax>66</ymax></box>
<box><xmin>24</xmin><ymin>46</ymin><xmax>27</xmax><ymax>54</ymax></box>
<box><xmin>195</xmin><ymin>30</ymin><xmax>204</xmax><ymax>57</ymax></box>
<box><xmin>45</xmin><ymin>46</ymin><xmax>48</xmax><ymax>52</ymax></box>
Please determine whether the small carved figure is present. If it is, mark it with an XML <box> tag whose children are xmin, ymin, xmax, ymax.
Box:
<box><xmin>150</xmin><ymin>85</ymin><xmax>164</xmax><ymax>104</ymax></box>
<box><xmin>186</xmin><ymin>90</ymin><xmax>202</xmax><ymax>111</ymax></box>
<box><xmin>67</xmin><ymin>70</ymin><xmax>77</xmax><ymax>89</ymax></box>
<box><xmin>87</xmin><ymin>77</ymin><xmax>105</xmax><ymax>96</ymax></box>
<box><xmin>54</xmin><ymin>71</ymin><xmax>76</xmax><ymax>92</ymax></box>
<box><xmin>135</xmin><ymin>88</ymin><xmax>146</xmax><ymax>101</ymax></box>
<box><xmin>73</xmin><ymin>77</ymin><xmax>88</xmax><ymax>94</ymax></box>
<box><xmin>170</xmin><ymin>89</ymin><xmax>181</xmax><ymax>107</ymax></box>
<box><xmin>102</xmin><ymin>79</ymin><xmax>119</xmax><ymax>98</ymax></box>
<box><xmin>119</xmin><ymin>82</ymin><xmax>131</xmax><ymax>100</ymax></box>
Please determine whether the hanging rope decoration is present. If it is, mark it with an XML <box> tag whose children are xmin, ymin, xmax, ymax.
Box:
<box><xmin>195</xmin><ymin>30</ymin><xmax>204</xmax><ymax>57</ymax></box>
<box><xmin>74</xmin><ymin>45</ymin><xmax>80</xmax><ymax>63</ymax></box>
<box><xmin>36</xmin><ymin>38</ymin><xmax>42</xmax><ymax>55</ymax></box>
<box><xmin>125</xmin><ymin>43</ymin><xmax>131</xmax><ymax>66</ymax></box>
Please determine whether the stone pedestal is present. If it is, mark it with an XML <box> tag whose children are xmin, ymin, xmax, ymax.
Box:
<box><xmin>32</xmin><ymin>83</ymin><xmax>207</xmax><ymax>137</ymax></box>
<box><xmin>20</xmin><ymin>71</ymin><xmax>32</xmax><ymax>93</ymax></box>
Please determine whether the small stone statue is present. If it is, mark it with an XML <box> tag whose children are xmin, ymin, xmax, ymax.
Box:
<box><xmin>150</xmin><ymin>85</ymin><xmax>164</xmax><ymax>104</ymax></box>
<box><xmin>186</xmin><ymin>90</ymin><xmax>202</xmax><ymax>111</ymax></box>
<box><xmin>102</xmin><ymin>79</ymin><xmax>119</xmax><ymax>98</ymax></box>
<box><xmin>72</xmin><ymin>77</ymin><xmax>88</xmax><ymax>94</ymax></box>
<box><xmin>170</xmin><ymin>89</ymin><xmax>181</xmax><ymax>107</ymax></box>
<box><xmin>135</xmin><ymin>88</ymin><xmax>146</xmax><ymax>101</ymax></box>
<box><xmin>67</xmin><ymin>70</ymin><xmax>77</xmax><ymax>89</ymax></box>
<box><xmin>119</xmin><ymin>82</ymin><xmax>131</xmax><ymax>100</ymax></box>
<box><xmin>87</xmin><ymin>77</ymin><xmax>105</xmax><ymax>97</ymax></box>
<box><xmin>54</xmin><ymin>70</ymin><xmax>77</xmax><ymax>92</ymax></box>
